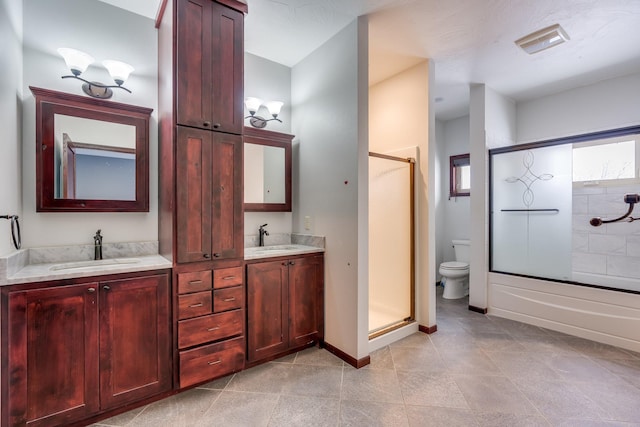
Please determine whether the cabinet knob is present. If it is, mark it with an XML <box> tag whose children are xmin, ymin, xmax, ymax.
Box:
<box><xmin>87</xmin><ymin>287</ymin><xmax>96</xmax><ymax>293</ymax></box>
<box><xmin>203</xmin><ymin>253</ymin><xmax>211</xmax><ymax>259</ymax></box>
<box><xmin>289</xmin><ymin>261</ymin><xmax>295</xmax><ymax>266</ymax></box>
<box><xmin>203</xmin><ymin>121</ymin><xmax>211</xmax><ymax>127</ymax></box>
<box><xmin>213</xmin><ymin>253</ymin><xmax>221</xmax><ymax>258</ymax></box>
<box><xmin>213</xmin><ymin>123</ymin><xmax>221</xmax><ymax>129</ymax></box>
<box><xmin>282</xmin><ymin>262</ymin><xmax>288</xmax><ymax>266</ymax></box>
<box><xmin>103</xmin><ymin>285</ymin><xmax>111</xmax><ymax>291</ymax></box>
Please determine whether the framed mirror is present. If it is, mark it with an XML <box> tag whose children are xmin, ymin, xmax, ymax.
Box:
<box><xmin>244</xmin><ymin>127</ymin><xmax>293</xmax><ymax>212</ymax></box>
<box><xmin>31</xmin><ymin>86</ymin><xmax>152</xmax><ymax>212</ymax></box>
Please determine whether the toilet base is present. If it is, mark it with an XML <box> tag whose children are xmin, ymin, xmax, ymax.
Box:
<box><xmin>442</xmin><ymin>276</ymin><xmax>469</xmax><ymax>299</ymax></box>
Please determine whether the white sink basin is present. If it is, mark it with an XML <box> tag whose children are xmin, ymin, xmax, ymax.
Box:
<box><xmin>49</xmin><ymin>258</ymin><xmax>141</xmax><ymax>271</ymax></box>
<box><xmin>253</xmin><ymin>245</ymin><xmax>299</xmax><ymax>251</ymax></box>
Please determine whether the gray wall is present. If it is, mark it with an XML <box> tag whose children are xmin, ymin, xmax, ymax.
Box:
<box><xmin>243</xmin><ymin>53</ymin><xmax>293</xmax><ymax>238</ymax></box>
<box><xmin>21</xmin><ymin>0</ymin><xmax>158</xmax><ymax>248</ymax></box>
<box><xmin>0</xmin><ymin>0</ymin><xmax>23</xmax><ymax>256</ymax></box>
<box><xmin>437</xmin><ymin>115</ymin><xmax>471</xmax><ymax>276</ymax></box>
<box><xmin>292</xmin><ymin>18</ymin><xmax>369</xmax><ymax>359</ymax></box>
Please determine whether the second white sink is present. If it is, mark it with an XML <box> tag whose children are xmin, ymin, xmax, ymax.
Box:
<box><xmin>49</xmin><ymin>258</ymin><xmax>141</xmax><ymax>271</ymax></box>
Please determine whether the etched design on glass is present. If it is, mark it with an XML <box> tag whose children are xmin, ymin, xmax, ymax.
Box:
<box><xmin>505</xmin><ymin>151</ymin><xmax>554</xmax><ymax>207</ymax></box>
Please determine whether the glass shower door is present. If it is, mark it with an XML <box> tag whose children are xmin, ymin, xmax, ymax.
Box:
<box><xmin>368</xmin><ymin>153</ymin><xmax>415</xmax><ymax>338</ymax></box>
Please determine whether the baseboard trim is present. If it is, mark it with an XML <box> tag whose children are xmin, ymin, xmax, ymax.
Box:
<box><xmin>323</xmin><ymin>342</ymin><xmax>370</xmax><ymax>369</ymax></box>
<box><xmin>419</xmin><ymin>324</ymin><xmax>437</xmax><ymax>334</ymax></box>
<box><xmin>469</xmin><ymin>305</ymin><xmax>488</xmax><ymax>314</ymax></box>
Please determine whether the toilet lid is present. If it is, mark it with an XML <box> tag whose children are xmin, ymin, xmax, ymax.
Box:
<box><xmin>441</xmin><ymin>261</ymin><xmax>469</xmax><ymax>270</ymax></box>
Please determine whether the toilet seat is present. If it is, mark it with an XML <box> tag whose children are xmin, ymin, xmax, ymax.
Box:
<box><xmin>440</xmin><ymin>261</ymin><xmax>468</xmax><ymax>270</ymax></box>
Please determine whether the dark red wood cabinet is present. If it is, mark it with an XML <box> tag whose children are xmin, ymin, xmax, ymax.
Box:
<box><xmin>176</xmin><ymin>0</ymin><xmax>244</xmax><ymax>134</ymax></box>
<box><xmin>3</xmin><ymin>273</ymin><xmax>171</xmax><ymax>427</ymax></box>
<box><xmin>158</xmin><ymin>0</ymin><xmax>246</xmax><ymax>389</ymax></box>
<box><xmin>176</xmin><ymin>126</ymin><xmax>243</xmax><ymax>264</ymax></box>
<box><xmin>247</xmin><ymin>254</ymin><xmax>324</xmax><ymax>362</ymax></box>
<box><xmin>176</xmin><ymin>266</ymin><xmax>245</xmax><ymax>388</ymax></box>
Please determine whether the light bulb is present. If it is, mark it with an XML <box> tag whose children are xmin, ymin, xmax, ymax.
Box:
<box><xmin>244</xmin><ymin>97</ymin><xmax>263</xmax><ymax>115</ymax></box>
<box><xmin>265</xmin><ymin>101</ymin><xmax>283</xmax><ymax>118</ymax></box>
<box><xmin>57</xmin><ymin>48</ymin><xmax>94</xmax><ymax>76</ymax></box>
<box><xmin>103</xmin><ymin>60</ymin><xmax>134</xmax><ymax>86</ymax></box>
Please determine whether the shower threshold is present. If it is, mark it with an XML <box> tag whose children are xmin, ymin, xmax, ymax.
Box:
<box><xmin>368</xmin><ymin>318</ymin><xmax>415</xmax><ymax>340</ymax></box>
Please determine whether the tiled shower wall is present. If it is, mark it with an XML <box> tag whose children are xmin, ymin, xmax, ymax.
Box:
<box><xmin>572</xmin><ymin>184</ymin><xmax>640</xmax><ymax>279</ymax></box>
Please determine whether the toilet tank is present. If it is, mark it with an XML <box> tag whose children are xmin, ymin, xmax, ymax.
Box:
<box><xmin>452</xmin><ymin>239</ymin><xmax>470</xmax><ymax>263</ymax></box>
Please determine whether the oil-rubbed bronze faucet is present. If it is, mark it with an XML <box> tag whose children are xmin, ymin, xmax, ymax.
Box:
<box><xmin>258</xmin><ymin>224</ymin><xmax>269</xmax><ymax>247</ymax></box>
<box><xmin>94</xmin><ymin>229</ymin><xmax>103</xmax><ymax>260</ymax></box>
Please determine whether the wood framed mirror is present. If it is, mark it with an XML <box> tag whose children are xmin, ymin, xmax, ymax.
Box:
<box><xmin>243</xmin><ymin>127</ymin><xmax>292</xmax><ymax>212</ymax></box>
<box><xmin>31</xmin><ymin>86</ymin><xmax>152</xmax><ymax>212</ymax></box>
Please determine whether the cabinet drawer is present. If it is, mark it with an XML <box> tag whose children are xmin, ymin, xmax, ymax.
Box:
<box><xmin>179</xmin><ymin>336</ymin><xmax>245</xmax><ymax>388</ymax></box>
<box><xmin>213</xmin><ymin>267</ymin><xmax>243</xmax><ymax>289</ymax></box>
<box><xmin>177</xmin><ymin>270</ymin><xmax>212</xmax><ymax>294</ymax></box>
<box><xmin>178</xmin><ymin>309</ymin><xmax>243</xmax><ymax>348</ymax></box>
<box><xmin>178</xmin><ymin>291</ymin><xmax>212</xmax><ymax>320</ymax></box>
<box><xmin>213</xmin><ymin>286</ymin><xmax>243</xmax><ymax>313</ymax></box>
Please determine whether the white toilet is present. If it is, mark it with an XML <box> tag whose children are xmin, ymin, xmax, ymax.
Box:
<box><xmin>439</xmin><ymin>239</ymin><xmax>470</xmax><ymax>299</ymax></box>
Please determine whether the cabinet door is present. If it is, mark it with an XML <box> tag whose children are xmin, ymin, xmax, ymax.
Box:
<box><xmin>8</xmin><ymin>284</ymin><xmax>99</xmax><ymax>427</ymax></box>
<box><xmin>99</xmin><ymin>274</ymin><xmax>171</xmax><ymax>409</ymax></box>
<box><xmin>247</xmin><ymin>260</ymin><xmax>289</xmax><ymax>361</ymax></box>
<box><xmin>210</xmin><ymin>1</ymin><xmax>244</xmax><ymax>134</ymax></box>
<box><xmin>176</xmin><ymin>0</ymin><xmax>213</xmax><ymax>130</ymax></box>
<box><xmin>211</xmin><ymin>132</ymin><xmax>243</xmax><ymax>260</ymax></box>
<box><xmin>176</xmin><ymin>0</ymin><xmax>244</xmax><ymax>134</ymax></box>
<box><xmin>176</xmin><ymin>126</ymin><xmax>213</xmax><ymax>263</ymax></box>
<box><xmin>289</xmin><ymin>256</ymin><xmax>324</xmax><ymax>347</ymax></box>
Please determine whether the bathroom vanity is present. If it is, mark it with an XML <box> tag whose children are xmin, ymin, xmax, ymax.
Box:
<box><xmin>245</xmin><ymin>246</ymin><xmax>325</xmax><ymax>364</ymax></box>
<box><xmin>0</xmin><ymin>265</ymin><xmax>172</xmax><ymax>427</ymax></box>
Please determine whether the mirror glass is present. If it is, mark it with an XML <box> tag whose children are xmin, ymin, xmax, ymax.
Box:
<box><xmin>54</xmin><ymin>115</ymin><xmax>136</xmax><ymax>200</ymax></box>
<box><xmin>243</xmin><ymin>127</ymin><xmax>292</xmax><ymax>212</ymax></box>
<box><xmin>244</xmin><ymin>143</ymin><xmax>286</xmax><ymax>204</ymax></box>
<box><xmin>32</xmin><ymin>86</ymin><xmax>152</xmax><ymax>212</ymax></box>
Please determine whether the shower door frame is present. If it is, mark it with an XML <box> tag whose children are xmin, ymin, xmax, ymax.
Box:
<box><xmin>368</xmin><ymin>151</ymin><xmax>416</xmax><ymax>340</ymax></box>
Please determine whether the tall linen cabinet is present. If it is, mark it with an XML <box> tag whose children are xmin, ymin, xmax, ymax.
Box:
<box><xmin>157</xmin><ymin>0</ymin><xmax>247</xmax><ymax>388</ymax></box>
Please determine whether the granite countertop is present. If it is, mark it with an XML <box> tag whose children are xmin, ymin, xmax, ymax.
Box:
<box><xmin>244</xmin><ymin>244</ymin><xmax>324</xmax><ymax>261</ymax></box>
<box><xmin>0</xmin><ymin>241</ymin><xmax>172</xmax><ymax>287</ymax></box>
<box><xmin>3</xmin><ymin>254</ymin><xmax>172</xmax><ymax>286</ymax></box>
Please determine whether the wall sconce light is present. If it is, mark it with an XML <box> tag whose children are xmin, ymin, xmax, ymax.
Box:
<box><xmin>58</xmin><ymin>48</ymin><xmax>134</xmax><ymax>99</ymax></box>
<box><xmin>244</xmin><ymin>97</ymin><xmax>283</xmax><ymax>128</ymax></box>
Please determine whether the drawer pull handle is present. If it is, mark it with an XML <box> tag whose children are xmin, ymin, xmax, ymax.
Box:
<box><xmin>223</xmin><ymin>276</ymin><xmax>236</xmax><ymax>280</ymax></box>
<box><xmin>189</xmin><ymin>303</ymin><xmax>204</xmax><ymax>308</ymax></box>
<box><xmin>207</xmin><ymin>326</ymin><xmax>220</xmax><ymax>332</ymax></box>
<box><xmin>87</xmin><ymin>287</ymin><xmax>96</xmax><ymax>293</ymax></box>
<box><xmin>223</xmin><ymin>297</ymin><xmax>236</xmax><ymax>302</ymax></box>
<box><xmin>189</xmin><ymin>280</ymin><xmax>203</xmax><ymax>285</ymax></box>
<box><xmin>208</xmin><ymin>359</ymin><xmax>222</xmax><ymax>366</ymax></box>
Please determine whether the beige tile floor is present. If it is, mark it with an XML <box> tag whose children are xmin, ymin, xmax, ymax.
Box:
<box><xmin>95</xmin><ymin>287</ymin><xmax>640</xmax><ymax>426</ymax></box>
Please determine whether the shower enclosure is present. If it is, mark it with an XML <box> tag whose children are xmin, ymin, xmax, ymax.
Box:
<box><xmin>368</xmin><ymin>152</ymin><xmax>415</xmax><ymax>339</ymax></box>
<box><xmin>490</xmin><ymin>128</ymin><xmax>640</xmax><ymax>293</ymax></box>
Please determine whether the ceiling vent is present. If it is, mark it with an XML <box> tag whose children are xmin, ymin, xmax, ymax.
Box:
<box><xmin>515</xmin><ymin>24</ymin><xmax>569</xmax><ymax>54</ymax></box>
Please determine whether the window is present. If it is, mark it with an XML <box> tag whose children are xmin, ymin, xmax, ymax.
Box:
<box><xmin>450</xmin><ymin>153</ymin><xmax>470</xmax><ymax>197</ymax></box>
<box><xmin>572</xmin><ymin>135</ymin><xmax>639</xmax><ymax>183</ymax></box>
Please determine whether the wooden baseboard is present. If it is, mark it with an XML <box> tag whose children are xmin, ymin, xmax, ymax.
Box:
<box><xmin>323</xmin><ymin>342</ymin><xmax>370</xmax><ymax>369</ymax></box>
<box><xmin>419</xmin><ymin>324</ymin><xmax>437</xmax><ymax>334</ymax></box>
<box><xmin>468</xmin><ymin>305</ymin><xmax>488</xmax><ymax>314</ymax></box>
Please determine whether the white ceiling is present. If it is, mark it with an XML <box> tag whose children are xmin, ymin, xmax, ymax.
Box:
<box><xmin>100</xmin><ymin>0</ymin><xmax>640</xmax><ymax>121</ymax></box>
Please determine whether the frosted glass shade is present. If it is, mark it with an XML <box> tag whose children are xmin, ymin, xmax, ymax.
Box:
<box><xmin>265</xmin><ymin>101</ymin><xmax>283</xmax><ymax>117</ymax></box>
<box><xmin>244</xmin><ymin>97</ymin><xmax>263</xmax><ymax>114</ymax></box>
<box><xmin>103</xmin><ymin>60</ymin><xmax>135</xmax><ymax>86</ymax></box>
<box><xmin>58</xmin><ymin>48</ymin><xmax>94</xmax><ymax>76</ymax></box>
